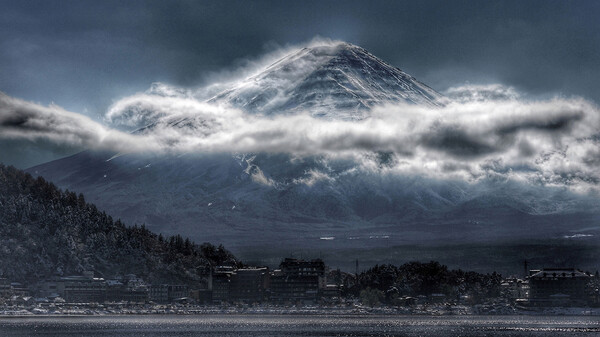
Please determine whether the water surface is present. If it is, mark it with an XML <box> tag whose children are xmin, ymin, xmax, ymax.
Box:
<box><xmin>0</xmin><ymin>315</ymin><xmax>598</xmax><ymax>336</ymax></box>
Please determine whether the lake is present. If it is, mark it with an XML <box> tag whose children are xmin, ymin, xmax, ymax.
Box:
<box><xmin>0</xmin><ymin>315</ymin><xmax>598</xmax><ymax>336</ymax></box>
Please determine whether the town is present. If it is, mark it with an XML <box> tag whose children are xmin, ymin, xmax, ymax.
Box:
<box><xmin>1</xmin><ymin>258</ymin><xmax>598</xmax><ymax>315</ymax></box>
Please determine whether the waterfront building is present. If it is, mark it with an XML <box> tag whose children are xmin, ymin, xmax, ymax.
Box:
<box><xmin>62</xmin><ymin>275</ymin><xmax>106</xmax><ymax>303</ymax></box>
<box><xmin>211</xmin><ymin>268</ymin><xmax>234</xmax><ymax>304</ymax></box>
<box><xmin>501</xmin><ymin>277</ymin><xmax>527</xmax><ymax>300</ymax></box>
<box><xmin>0</xmin><ymin>278</ymin><xmax>12</xmax><ymax>298</ymax></box>
<box><xmin>270</xmin><ymin>258</ymin><xmax>326</xmax><ymax>304</ymax></box>
<box><xmin>230</xmin><ymin>267</ymin><xmax>269</xmax><ymax>303</ymax></box>
<box><xmin>148</xmin><ymin>284</ymin><xmax>189</xmax><ymax>303</ymax></box>
<box><xmin>528</xmin><ymin>268</ymin><xmax>592</xmax><ymax>306</ymax></box>
<box><xmin>320</xmin><ymin>284</ymin><xmax>342</xmax><ymax>302</ymax></box>
<box><xmin>149</xmin><ymin>284</ymin><xmax>169</xmax><ymax>303</ymax></box>
<box><xmin>168</xmin><ymin>285</ymin><xmax>189</xmax><ymax>301</ymax></box>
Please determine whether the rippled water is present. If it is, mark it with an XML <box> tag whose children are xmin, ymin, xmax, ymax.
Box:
<box><xmin>0</xmin><ymin>315</ymin><xmax>598</xmax><ymax>336</ymax></box>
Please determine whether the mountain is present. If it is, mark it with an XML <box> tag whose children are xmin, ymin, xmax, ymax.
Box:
<box><xmin>27</xmin><ymin>42</ymin><xmax>600</xmax><ymax>272</ymax></box>
<box><xmin>0</xmin><ymin>164</ymin><xmax>238</xmax><ymax>283</ymax></box>
<box><xmin>209</xmin><ymin>42</ymin><xmax>442</xmax><ymax>119</ymax></box>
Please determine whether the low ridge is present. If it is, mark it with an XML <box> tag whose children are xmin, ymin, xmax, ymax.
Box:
<box><xmin>0</xmin><ymin>164</ymin><xmax>238</xmax><ymax>283</ymax></box>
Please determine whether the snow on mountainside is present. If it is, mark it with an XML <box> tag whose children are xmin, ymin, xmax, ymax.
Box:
<box><xmin>209</xmin><ymin>42</ymin><xmax>443</xmax><ymax>119</ymax></box>
<box><xmin>26</xmin><ymin>42</ymin><xmax>600</xmax><ymax>269</ymax></box>
<box><xmin>132</xmin><ymin>42</ymin><xmax>443</xmax><ymax>133</ymax></box>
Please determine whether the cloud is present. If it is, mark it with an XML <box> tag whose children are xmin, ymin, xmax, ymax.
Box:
<box><xmin>0</xmin><ymin>92</ymin><xmax>154</xmax><ymax>153</ymax></box>
<box><xmin>445</xmin><ymin>84</ymin><xmax>520</xmax><ymax>102</ymax></box>
<box><xmin>293</xmin><ymin>169</ymin><xmax>335</xmax><ymax>186</ymax></box>
<box><xmin>102</xmin><ymin>82</ymin><xmax>600</xmax><ymax>192</ymax></box>
<box><xmin>2</xmin><ymin>82</ymin><xmax>600</xmax><ymax>192</ymax></box>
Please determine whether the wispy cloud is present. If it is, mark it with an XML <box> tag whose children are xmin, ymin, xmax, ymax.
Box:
<box><xmin>2</xmin><ymin>79</ymin><xmax>599</xmax><ymax>192</ymax></box>
<box><xmin>0</xmin><ymin>92</ymin><xmax>155</xmax><ymax>153</ymax></box>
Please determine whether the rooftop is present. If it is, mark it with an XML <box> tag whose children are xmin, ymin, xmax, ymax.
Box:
<box><xmin>530</xmin><ymin>268</ymin><xmax>590</xmax><ymax>279</ymax></box>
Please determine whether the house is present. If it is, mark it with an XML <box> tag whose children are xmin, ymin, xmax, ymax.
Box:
<box><xmin>320</xmin><ymin>284</ymin><xmax>341</xmax><ymax>302</ymax></box>
<box><xmin>501</xmin><ymin>277</ymin><xmax>527</xmax><ymax>300</ymax></box>
<box><xmin>429</xmin><ymin>293</ymin><xmax>446</xmax><ymax>303</ymax></box>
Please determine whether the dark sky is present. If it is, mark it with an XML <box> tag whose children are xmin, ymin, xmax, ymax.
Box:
<box><xmin>1</xmin><ymin>0</ymin><xmax>599</xmax><ymax>168</ymax></box>
<box><xmin>2</xmin><ymin>1</ymin><xmax>599</xmax><ymax>115</ymax></box>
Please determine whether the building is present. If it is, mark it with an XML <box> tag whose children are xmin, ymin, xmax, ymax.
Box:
<box><xmin>10</xmin><ymin>282</ymin><xmax>30</xmax><ymax>297</ymax></box>
<box><xmin>40</xmin><ymin>278</ymin><xmax>65</xmax><ymax>299</ymax></box>
<box><xmin>106</xmin><ymin>278</ymin><xmax>149</xmax><ymax>303</ymax></box>
<box><xmin>428</xmin><ymin>293</ymin><xmax>447</xmax><ymax>303</ymax></box>
<box><xmin>320</xmin><ymin>284</ymin><xmax>341</xmax><ymax>302</ymax></box>
<box><xmin>211</xmin><ymin>267</ymin><xmax>235</xmax><ymax>304</ymax></box>
<box><xmin>528</xmin><ymin>268</ymin><xmax>592</xmax><ymax>306</ymax></box>
<box><xmin>105</xmin><ymin>280</ymin><xmax>125</xmax><ymax>302</ymax></box>
<box><xmin>149</xmin><ymin>284</ymin><xmax>189</xmax><ymax>303</ymax></box>
<box><xmin>204</xmin><ymin>265</ymin><xmax>271</xmax><ymax>304</ymax></box>
<box><xmin>0</xmin><ymin>278</ymin><xmax>12</xmax><ymax>298</ymax></box>
<box><xmin>168</xmin><ymin>285</ymin><xmax>189</xmax><ymax>301</ymax></box>
<box><xmin>270</xmin><ymin>258</ymin><xmax>326</xmax><ymax>304</ymax></box>
<box><xmin>501</xmin><ymin>277</ymin><xmax>527</xmax><ymax>300</ymax></box>
<box><xmin>40</xmin><ymin>272</ymin><xmax>152</xmax><ymax>303</ymax></box>
<box><xmin>190</xmin><ymin>289</ymin><xmax>212</xmax><ymax>303</ymax></box>
<box><xmin>149</xmin><ymin>284</ymin><xmax>169</xmax><ymax>303</ymax></box>
<box><xmin>230</xmin><ymin>267</ymin><xmax>269</xmax><ymax>303</ymax></box>
<box><xmin>62</xmin><ymin>276</ymin><xmax>106</xmax><ymax>303</ymax></box>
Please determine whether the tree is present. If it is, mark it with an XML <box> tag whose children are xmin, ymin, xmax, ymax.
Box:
<box><xmin>360</xmin><ymin>287</ymin><xmax>384</xmax><ymax>307</ymax></box>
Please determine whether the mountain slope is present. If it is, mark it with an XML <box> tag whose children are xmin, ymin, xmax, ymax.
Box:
<box><xmin>27</xmin><ymin>150</ymin><xmax>600</xmax><ymax>249</ymax></box>
<box><xmin>0</xmin><ymin>164</ymin><xmax>238</xmax><ymax>283</ymax></box>
<box><xmin>26</xmin><ymin>42</ymin><xmax>600</xmax><ymax>270</ymax></box>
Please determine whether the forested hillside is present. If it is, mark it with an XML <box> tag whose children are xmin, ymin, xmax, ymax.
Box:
<box><xmin>0</xmin><ymin>164</ymin><xmax>238</xmax><ymax>283</ymax></box>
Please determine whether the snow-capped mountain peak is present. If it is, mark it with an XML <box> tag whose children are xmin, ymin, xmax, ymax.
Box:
<box><xmin>209</xmin><ymin>42</ymin><xmax>443</xmax><ymax>119</ymax></box>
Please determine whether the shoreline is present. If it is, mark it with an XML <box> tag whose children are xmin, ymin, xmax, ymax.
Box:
<box><xmin>1</xmin><ymin>304</ymin><xmax>598</xmax><ymax>317</ymax></box>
